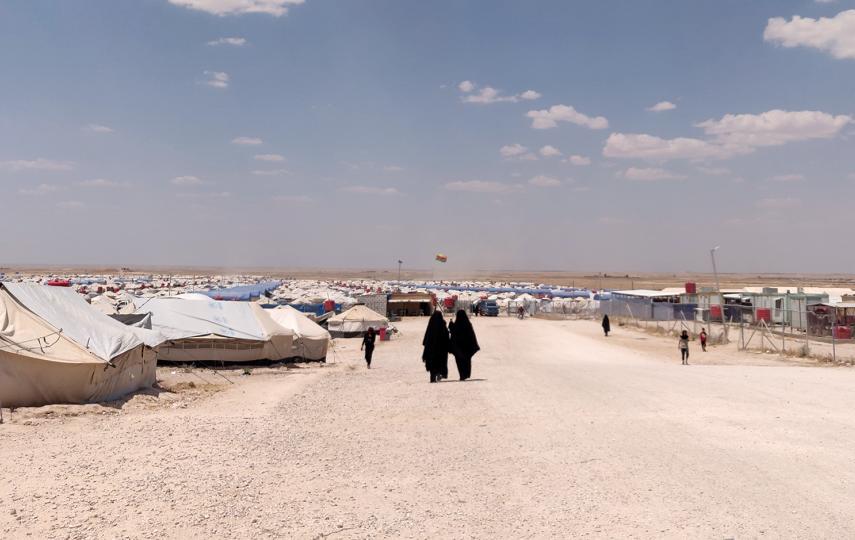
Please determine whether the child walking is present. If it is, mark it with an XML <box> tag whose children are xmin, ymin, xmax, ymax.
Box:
<box><xmin>678</xmin><ymin>330</ymin><xmax>690</xmax><ymax>365</ymax></box>
<box><xmin>699</xmin><ymin>328</ymin><xmax>707</xmax><ymax>352</ymax></box>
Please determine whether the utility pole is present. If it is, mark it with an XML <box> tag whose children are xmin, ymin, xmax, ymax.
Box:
<box><xmin>711</xmin><ymin>246</ymin><xmax>729</xmax><ymax>343</ymax></box>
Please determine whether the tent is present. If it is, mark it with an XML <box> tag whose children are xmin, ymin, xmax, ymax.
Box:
<box><xmin>327</xmin><ymin>305</ymin><xmax>389</xmax><ymax>338</ymax></box>
<box><xmin>266</xmin><ymin>306</ymin><xmax>330</xmax><ymax>360</ymax></box>
<box><xmin>134</xmin><ymin>297</ymin><xmax>294</xmax><ymax>363</ymax></box>
<box><xmin>0</xmin><ymin>283</ymin><xmax>158</xmax><ymax>408</ymax></box>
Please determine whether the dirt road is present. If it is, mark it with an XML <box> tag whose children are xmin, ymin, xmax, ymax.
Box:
<box><xmin>2</xmin><ymin>317</ymin><xmax>855</xmax><ymax>539</ymax></box>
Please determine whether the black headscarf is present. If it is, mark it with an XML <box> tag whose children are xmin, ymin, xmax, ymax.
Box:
<box><xmin>450</xmin><ymin>309</ymin><xmax>480</xmax><ymax>357</ymax></box>
<box><xmin>422</xmin><ymin>311</ymin><xmax>450</xmax><ymax>363</ymax></box>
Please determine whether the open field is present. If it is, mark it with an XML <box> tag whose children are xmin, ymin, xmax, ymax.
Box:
<box><xmin>3</xmin><ymin>317</ymin><xmax>855</xmax><ymax>538</ymax></box>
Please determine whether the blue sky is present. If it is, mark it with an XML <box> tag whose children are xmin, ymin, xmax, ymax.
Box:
<box><xmin>1</xmin><ymin>0</ymin><xmax>854</xmax><ymax>273</ymax></box>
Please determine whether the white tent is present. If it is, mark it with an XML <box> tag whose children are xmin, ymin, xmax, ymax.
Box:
<box><xmin>0</xmin><ymin>283</ymin><xmax>159</xmax><ymax>407</ymax></box>
<box><xmin>267</xmin><ymin>306</ymin><xmax>330</xmax><ymax>360</ymax></box>
<box><xmin>327</xmin><ymin>305</ymin><xmax>388</xmax><ymax>338</ymax></box>
<box><xmin>133</xmin><ymin>297</ymin><xmax>294</xmax><ymax>363</ymax></box>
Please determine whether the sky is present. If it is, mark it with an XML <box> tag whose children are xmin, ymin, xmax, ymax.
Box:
<box><xmin>1</xmin><ymin>0</ymin><xmax>854</xmax><ymax>273</ymax></box>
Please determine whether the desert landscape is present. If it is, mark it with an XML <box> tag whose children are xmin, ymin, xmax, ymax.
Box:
<box><xmin>4</xmin><ymin>316</ymin><xmax>855</xmax><ymax>539</ymax></box>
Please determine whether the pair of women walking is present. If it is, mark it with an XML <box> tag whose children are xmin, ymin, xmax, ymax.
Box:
<box><xmin>422</xmin><ymin>310</ymin><xmax>480</xmax><ymax>383</ymax></box>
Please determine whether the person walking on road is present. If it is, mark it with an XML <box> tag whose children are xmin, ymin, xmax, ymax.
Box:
<box><xmin>602</xmin><ymin>315</ymin><xmax>611</xmax><ymax>337</ymax></box>
<box><xmin>422</xmin><ymin>311</ymin><xmax>450</xmax><ymax>383</ymax></box>
<box><xmin>679</xmin><ymin>330</ymin><xmax>690</xmax><ymax>365</ymax></box>
<box><xmin>450</xmin><ymin>309</ymin><xmax>480</xmax><ymax>381</ymax></box>
<box><xmin>699</xmin><ymin>328</ymin><xmax>708</xmax><ymax>352</ymax></box>
<box><xmin>361</xmin><ymin>327</ymin><xmax>376</xmax><ymax>368</ymax></box>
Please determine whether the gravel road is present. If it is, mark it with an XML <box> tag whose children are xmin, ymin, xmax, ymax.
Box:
<box><xmin>2</xmin><ymin>316</ymin><xmax>855</xmax><ymax>539</ymax></box>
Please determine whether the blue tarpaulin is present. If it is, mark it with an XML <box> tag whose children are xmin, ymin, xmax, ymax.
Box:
<box><xmin>408</xmin><ymin>284</ymin><xmax>591</xmax><ymax>299</ymax></box>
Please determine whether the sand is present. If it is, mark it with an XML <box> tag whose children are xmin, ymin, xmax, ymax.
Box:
<box><xmin>2</xmin><ymin>317</ymin><xmax>855</xmax><ymax>538</ymax></box>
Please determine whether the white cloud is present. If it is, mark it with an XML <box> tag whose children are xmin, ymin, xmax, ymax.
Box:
<box><xmin>204</xmin><ymin>71</ymin><xmax>230</xmax><ymax>88</ymax></box>
<box><xmin>528</xmin><ymin>175</ymin><xmax>561</xmax><ymax>187</ymax></box>
<box><xmin>232</xmin><ymin>136</ymin><xmax>263</xmax><ymax>145</ymax></box>
<box><xmin>18</xmin><ymin>183</ymin><xmax>61</xmax><ymax>196</ymax></box>
<box><xmin>458</xmin><ymin>81</ymin><xmax>542</xmax><ymax>104</ymax></box>
<box><xmin>0</xmin><ymin>158</ymin><xmax>74</xmax><ymax>172</ymax></box>
<box><xmin>756</xmin><ymin>197</ymin><xmax>802</xmax><ymax>210</ymax></box>
<box><xmin>538</xmin><ymin>145</ymin><xmax>562</xmax><ymax>157</ymax></box>
<box><xmin>168</xmin><ymin>0</ymin><xmax>305</xmax><ymax>17</ymax></box>
<box><xmin>207</xmin><ymin>37</ymin><xmax>247</xmax><ymax>46</ymax></box>
<box><xmin>606</xmin><ymin>110</ymin><xmax>850</xmax><ymax>162</ymax></box>
<box><xmin>696</xmin><ymin>109</ymin><xmax>852</xmax><ymax>147</ymax></box>
<box><xmin>340</xmin><ymin>186</ymin><xmax>400</xmax><ymax>195</ymax></box>
<box><xmin>462</xmin><ymin>87</ymin><xmax>518</xmax><ymax>104</ymax></box>
<box><xmin>526</xmin><ymin>104</ymin><xmax>608</xmax><ymax>130</ymax></box>
<box><xmin>603</xmin><ymin>133</ymin><xmax>730</xmax><ymax>161</ymax></box>
<box><xmin>84</xmin><ymin>123</ymin><xmax>114</xmax><ymax>133</ymax></box>
<box><xmin>78</xmin><ymin>178</ymin><xmax>129</xmax><ymax>188</ymax></box>
<box><xmin>444</xmin><ymin>180</ymin><xmax>520</xmax><ymax>193</ymax></box>
<box><xmin>519</xmin><ymin>90</ymin><xmax>542</xmax><ymax>101</ymax></box>
<box><xmin>251</xmin><ymin>169</ymin><xmax>290</xmax><ymax>176</ymax></box>
<box><xmin>254</xmin><ymin>153</ymin><xmax>284</xmax><ymax>161</ymax></box>
<box><xmin>383</xmin><ymin>165</ymin><xmax>404</xmax><ymax>172</ymax></box>
<box><xmin>769</xmin><ymin>173</ymin><xmax>805</xmax><ymax>182</ymax></box>
<box><xmin>172</xmin><ymin>175</ymin><xmax>203</xmax><ymax>186</ymax></box>
<box><xmin>500</xmin><ymin>144</ymin><xmax>529</xmax><ymax>158</ymax></box>
<box><xmin>621</xmin><ymin>167</ymin><xmax>687</xmax><ymax>181</ymax></box>
<box><xmin>647</xmin><ymin>101</ymin><xmax>677</xmax><ymax>112</ymax></box>
<box><xmin>764</xmin><ymin>10</ymin><xmax>855</xmax><ymax>60</ymax></box>
<box><xmin>566</xmin><ymin>155</ymin><xmax>591</xmax><ymax>166</ymax></box>
<box><xmin>56</xmin><ymin>200</ymin><xmax>84</xmax><ymax>209</ymax></box>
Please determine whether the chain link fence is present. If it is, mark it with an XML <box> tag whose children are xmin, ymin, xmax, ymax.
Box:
<box><xmin>600</xmin><ymin>301</ymin><xmax>855</xmax><ymax>365</ymax></box>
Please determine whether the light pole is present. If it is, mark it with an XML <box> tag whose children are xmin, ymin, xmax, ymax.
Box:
<box><xmin>397</xmin><ymin>260</ymin><xmax>403</xmax><ymax>284</ymax></box>
<box><xmin>710</xmin><ymin>246</ymin><xmax>729</xmax><ymax>343</ymax></box>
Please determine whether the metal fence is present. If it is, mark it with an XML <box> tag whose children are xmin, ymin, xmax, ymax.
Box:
<box><xmin>600</xmin><ymin>300</ymin><xmax>855</xmax><ymax>364</ymax></box>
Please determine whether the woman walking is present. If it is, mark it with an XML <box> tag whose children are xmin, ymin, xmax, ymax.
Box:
<box><xmin>602</xmin><ymin>314</ymin><xmax>611</xmax><ymax>337</ymax></box>
<box><xmin>360</xmin><ymin>327</ymin><xmax>376</xmax><ymax>368</ymax></box>
<box><xmin>678</xmin><ymin>330</ymin><xmax>690</xmax><ymax>365</ymax></box>
<box><xmin>422</xmin><ymin>311</ymin><xmax>450</xmax><ymax>383</ymax></box>
<box><xmin>450</xmin><ymin>310</ymin><xmax>480</xmax><ymax>381</ymax></box>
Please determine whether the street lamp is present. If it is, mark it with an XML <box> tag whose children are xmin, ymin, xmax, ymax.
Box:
<box><xmin>710</xmin><ymin>246</ymin><xmax>729</xmax><ymax>343</ymax></box>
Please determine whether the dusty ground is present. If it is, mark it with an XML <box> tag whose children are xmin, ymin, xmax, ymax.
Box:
<box><xmin>3</xmin><ymin>317</ymin><xmax>855</xmax><ymax>539</ymax></box>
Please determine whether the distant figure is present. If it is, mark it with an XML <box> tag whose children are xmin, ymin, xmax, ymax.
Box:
<box><xmin>699</xmin><ymin>328</ymin><xmax>708</xmax><ymax>352</ymax></box>
<box><xmin>602</xmin><ymin>315</ymin><xmax>611</xmax><ymax>337</ymax></box>
<box><xmin>517</xmin><ymin>305</ymin><xmax>526</xmax><ymax>319</ymax></box>
<box><xmin>679</xmin><ymin>330</ymin><xmax>690</xmax><ymax>365</ymax></box>
<box><xmin>422</xmin><ymin>312</ymin><xmax>450</xmax><ymax>383</ymax></box>
<box><xmin>450</xmin><ymin>310</ymin><xmax>480</xmax><ymax>381</ymax></box>
<box><xmin>360</xmin><ymin>327</ymin><xmax>376</xmax><ymax>368</ymax></box>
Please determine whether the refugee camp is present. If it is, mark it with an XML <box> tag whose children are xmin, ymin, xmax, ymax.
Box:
<box><xmin>4</xmin><ymin>1</ymin><xmax>855</xmax><ymax>538</ymax></box>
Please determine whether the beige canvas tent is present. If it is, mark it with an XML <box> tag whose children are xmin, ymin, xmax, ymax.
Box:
<box><xmin>267</xmin><ymin>305</ymin><xmax>331</xmax><ymax>360</ymax></box>
<box><xmin>0</xmin><ymin>283</ymin><xmax>158</xmax><ymax>408</ymax></box>
<box><xmin>134</xmin><ymin>297</ymin><xmax>294</xmax><ymax>363</ymax></box>
<box><xmin>327</xmin><ymin>305</ymin><xmax>389</xmax><ymax>338</ymax></box>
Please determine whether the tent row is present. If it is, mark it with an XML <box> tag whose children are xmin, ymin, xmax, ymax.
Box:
<box><xmin>0</xmin><ymin>283</ymin><xmax>331</xmax><ymax>408</ymax></box>
<box><xmin>131</xmin><ymin>297</ymin><xmax>330</xmax><ymax>363</ymax></box>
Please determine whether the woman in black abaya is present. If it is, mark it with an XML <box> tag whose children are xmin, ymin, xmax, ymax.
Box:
<box><xmin>449</xmin><ymin>309</ymin><xmax>480</xmax><ymax>381</ymax></box>
<box><xmin>422</xmin><ymin>311</ymin><xmax>449</xmax><ymax>383</ymax></box>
